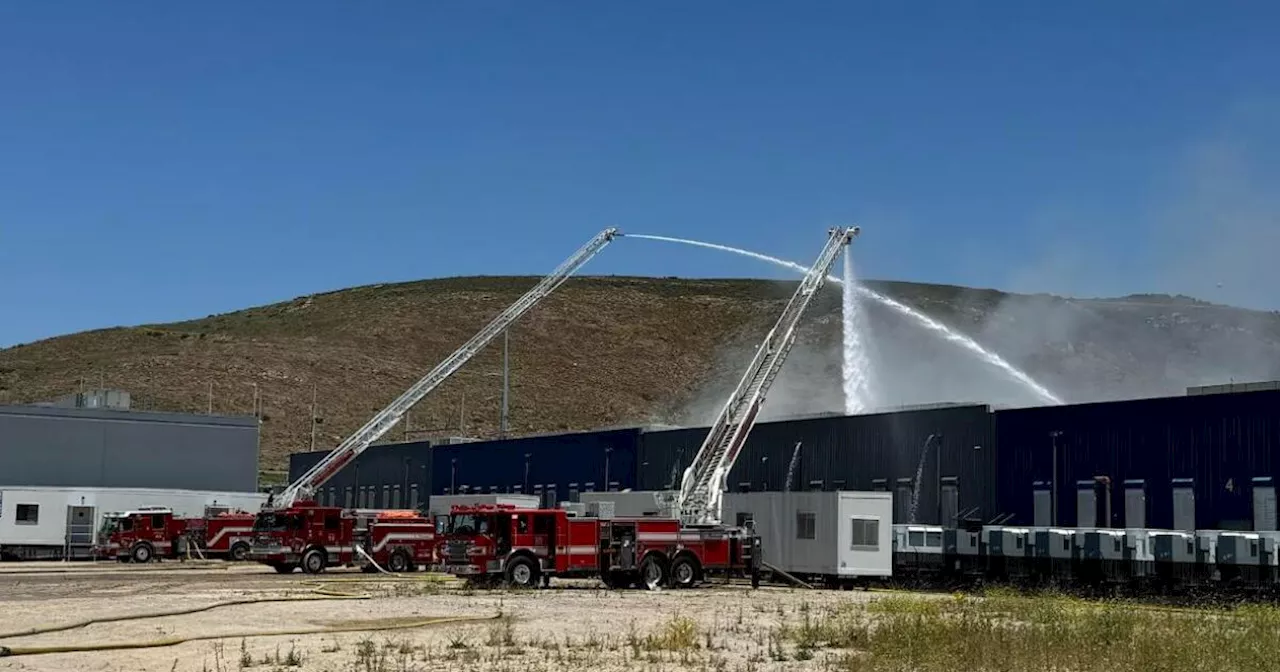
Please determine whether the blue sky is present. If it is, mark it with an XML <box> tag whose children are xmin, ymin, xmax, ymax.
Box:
<box><xmin>2</xmin><ymin>2</ymin><xmax>1277</xmax><ymax>347</ymax></box>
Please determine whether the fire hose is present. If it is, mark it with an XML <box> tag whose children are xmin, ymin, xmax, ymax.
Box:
<box><xmin>0</xmin><ymin>573</ymin><xmax>476</xmax><ymax>658</ymax></box>
<box><xmin>0</xmin><ymin>614</ymin><xmax>500</xmax><ymax>657</ymax></box>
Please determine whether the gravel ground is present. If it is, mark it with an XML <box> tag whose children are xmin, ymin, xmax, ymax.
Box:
<box><xmin>0</xmin><ymin>562</ymin><xmax>885</xmax><ymax>672</ymax></box>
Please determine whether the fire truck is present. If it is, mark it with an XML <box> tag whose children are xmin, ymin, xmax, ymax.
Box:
<box><xmin>439</xmin><ymin>227</ymin><xmax>859</xmax><ymax>589</ymax></box>
<box><xmin>439</xmin><ymin>503</ymin><xmax>761</xmax><ymax>589</ymax></box>
<box><xmin>96</xmin><ymin>506</ymin><xmax>256</xmax><ymax>563</ymax></box>
<box><xmin>243</xmin><ymin>230</ymin><xmax>620</xmax><ymax>574</ymax></box>
<box><xmin>247</xmin><ymin>504</ymin><xmax>435</xmax><ymax>574</ymax></box>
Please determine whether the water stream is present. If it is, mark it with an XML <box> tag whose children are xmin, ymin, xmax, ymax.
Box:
<box><xmin>841</xmin><ymin>252</ymin><xmax>874</xmax><ymax>414</ymax></box>
<box><xmin>625</xmin><ymin>233</ymin><xmax>1064</xmax><ymax>406</ymax></box>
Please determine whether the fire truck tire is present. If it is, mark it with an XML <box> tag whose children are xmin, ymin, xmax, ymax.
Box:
<box><xmin>669</xmin><ymin>555</ymin><xmax>700</xmax><ymax>588</ymax></box>
<box><xmin>640</xmin><ymin>555</ymin><xmax>668</xmax><ymax>590</ymax></box>
<box><xmin>130</xmin><ymin>543</ymin><xmax>154</xmax><ymax>564</ymax></box>
<box><xmin>388</xmin><ymin>550</ymin><xmax>411</xmax><ymax>573</ymax></box>
<box><xmin>229</xmin><ymin>543</ymin><xmax>251</xmax><ymax>562</ymax></box>
<box><xmin>301</xmin><ymin>548</ymin><xmax>327</xmax><ymax>575</ymax></box>
<box><xmin>504</xmin><ymin>556</ymin><xmax>539</xmax><ymax>588</ymax></box>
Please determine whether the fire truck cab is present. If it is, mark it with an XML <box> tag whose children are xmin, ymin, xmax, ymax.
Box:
<box><xmin>96</xmin><ymin>506</ymin><xmax>257</xmax><ymax>563</ymax></box>
<box><xmin>96</xmin><ymin>507</ymin><xmax>187</xmax><ymax>563</ymax></box>
<box><xmin>438</xmin><ymin>504</ymin><xmax>761</xmax><ymax>590</ymax></box>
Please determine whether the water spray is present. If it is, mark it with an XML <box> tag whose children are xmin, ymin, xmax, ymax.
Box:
<box><xmin>625</xmin><ymin>233</ymin><xmax>1064</xmax><ymax>406</ymax></box>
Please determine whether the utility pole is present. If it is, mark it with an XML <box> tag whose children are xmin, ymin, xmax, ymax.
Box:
<box><xmin>207</xmin><ymin>381</ymin><xmax>213</xmax><ymax>415</ymax></box>
<box><xmin>500</xmin><ymin>329</ymin><xmax>510</xmax><ymax>437</ymax></box>
<box><xmin>309</xmin><ymin>384</ymin><xmax>318</xmax><ymax>451</ymax></box>
<box><xmin>459</xmin><ymin>391</ymin><xmax>466</xmax><ymax>435</ymax></box>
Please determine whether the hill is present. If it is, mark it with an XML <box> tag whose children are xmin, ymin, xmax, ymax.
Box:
<box><xmin>3</xmin><ymin>276</ymin><xmax>1279</xmax><ymax>470</ymax></box>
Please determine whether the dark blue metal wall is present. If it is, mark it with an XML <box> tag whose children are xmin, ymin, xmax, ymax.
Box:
<box><xmin>994</xmin><ymin>389</ymin><xmax>1280</xmax><ymax>529</ymax></box>
<box><xmin>639</xmin><ymin>405</ymin><xmax>997</xmax><ymax>524</ymax></box>
<box><xmin>286</xmin><ymin>441</ymin><xmax>433</xmax><ymax>509</ymax></box>
<box><xmin>282</xmin><ymin>390</ymin><xmax>1279</xmax><ymax>530</ymax></box>
<box><xmin>431</xmin><ymin>429</ymin><xmax>641</xmax><ymax>505</ymax></box>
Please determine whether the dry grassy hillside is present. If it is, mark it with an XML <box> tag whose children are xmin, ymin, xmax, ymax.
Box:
<box><xmin>2</xmin><ymin>275</ymin><xmax>1278</xmax><ymax>470</ymax></box>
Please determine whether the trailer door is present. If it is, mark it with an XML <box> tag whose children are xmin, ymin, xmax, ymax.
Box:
<box><xmin>65</xmin><ymin>506</ymin><xmax>96</xmax><ymax>560</ymax></box>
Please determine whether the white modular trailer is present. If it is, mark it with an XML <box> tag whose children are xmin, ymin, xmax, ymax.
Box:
<box><xmin>724</xmin><ymin>491</ymin><xmax>893</xmax><ymax>584</ymax></box>
<box><xmin>0</xmin><ymin>486</ymin><xmax>266</xmax><ymax>560</ymax></box>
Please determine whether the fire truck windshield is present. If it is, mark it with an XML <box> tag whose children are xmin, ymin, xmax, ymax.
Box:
<box><xmin>445</xmin><ymin>513</ymin><xmax>493</xmax><ymax>536</ymax></box>
<box><xmin>253</xmin><ymin>512</ymin><xmax>301</xmax><ymax>533</ymax></box>
<box><xmin>98</xmin><ymin>516</ymin><xmax>121</xmax><ymax>538</ymax></box>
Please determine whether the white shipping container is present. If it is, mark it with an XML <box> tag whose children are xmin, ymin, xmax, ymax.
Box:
<box><xmin>724</xmin><ymin>491</ymin><xmax>893</xmax><ymax>580</ymax></box>
<box><xmin>0</xmin><ymin>486</ymin><xmax>265</xmax><ymax>559</ymax></box>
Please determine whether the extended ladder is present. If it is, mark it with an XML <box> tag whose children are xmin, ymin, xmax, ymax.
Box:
<box><xmin>677</xmin><ymin>227</ymin><xmax>858</xmax><ymax>525</ymax></box>
<box><xmin>278</xmin><ymin>228</ymin><xmax>621</xmax><ymax>507</ymax></box>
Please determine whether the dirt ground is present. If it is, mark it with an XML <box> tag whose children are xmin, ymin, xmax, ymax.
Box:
<box><xmin>0</xmin><ymin>561</ymin><xmax>885</xmax><ymax>672</ymax></box>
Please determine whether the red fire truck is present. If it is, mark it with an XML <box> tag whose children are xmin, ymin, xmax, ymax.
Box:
<box><xmin>247</xmin><ymin>503</ymin><xmax>436</xmax><ymax>574</ymax></box>
<box><xmin>438</xmin><ymin>504</ymin><xmax>761</xmax><ymax>589</ymax></box>
<box><xmin>95</xmin><ymin>506</ymin><xmax>256</xmax><ymax>563</ymax></box>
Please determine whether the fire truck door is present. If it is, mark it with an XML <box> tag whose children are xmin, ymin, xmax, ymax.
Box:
<box><xmin>495</xmin><ymin>515</ymin><xmax>513</xmax><ymax>556</ymax></box>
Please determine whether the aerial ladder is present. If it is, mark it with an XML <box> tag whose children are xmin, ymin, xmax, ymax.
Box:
<box><xmin>677</xmin><ymin>226</ymin><xmax>859</xmax><ymax>526</ymax></box>
<box><xmin>275</xmin><ymin>228</ymin><xmax>621</xmax><ymax>508</ymax></box>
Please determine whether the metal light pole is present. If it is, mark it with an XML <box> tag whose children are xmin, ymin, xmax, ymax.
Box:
<box><xmin>500</xmin><ymin>329</ymin><xmax>510</xmax><ymax>437</ymax></box>
<box><xmin>309</xmin><ymin>384</ymin><xmax>318</xmax><ymax>451</ymax></box>
<box><xmin>1050</xmin><ymin>430</ymin><xmax>1063</xmax><ymax>526</ymax></box>
<box><xmin>604</xmin><ymin>447</ymin><xmax>612</xmax><ymax>491</ymax></box>
<box><xmin>524</xmin><ymin>452</ymin><xmax>532</xmax><ymax>492</ymax></box>
<box><xmin>451</xmin><ymin>458</ymin><xmax>457</xmax><ymax>495</ymax></box>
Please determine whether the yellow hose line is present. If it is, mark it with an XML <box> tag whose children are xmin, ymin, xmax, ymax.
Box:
<box><xmin>0</xmin><ymin>572</ymin><xmax>451</xmax><ymax>640</ymax></box>
<box><xmin>0</xmin><ymin>614</ymin><xmax>500</xmax><ymax>657</ymax></box>
<box><xmin>0</xmin><ymin>595</ymin><xmax>367</xmax><ymax>640</ymax></box>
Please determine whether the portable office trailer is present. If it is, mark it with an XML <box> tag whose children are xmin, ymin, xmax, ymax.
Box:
<box><xmin>723</xmin><ymin>491</ymin><xmax>892</xmax><ymax>586</ymax></box>
<box><xmin>0</xmin><ymin>486</ymin><xmax>266</xmax><ymax>560</ymax></box>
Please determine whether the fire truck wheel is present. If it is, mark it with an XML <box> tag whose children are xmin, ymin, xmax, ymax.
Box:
<box><xmin>130</xmin><ymin>543</ymin><xmax>153</xmax><ymax>564</ymax></box>
<box><xmin>505</xmin><ymin>556</ymin><xmax>539</xmax><ymax>588</ymax></box>
<box><xmin>301</xmin><ymin>548</ymin><xmax>326</xmax><ymax>575</ymax></box>
<box><xmin>640</xmin><ymin>555</ymin><xmax>668</xmax><ymax>590</ymax></box>
<box><xmin>670</xmin><ymin>555</ymin><xmax>700</xmax><ymax>588</ymax></box>
<box><xmin>229</xmin><ymin>543</ymin><xmax>250</xmax><ymax>562</ymax></box>
<box><xmin>388</xmin><ymin>550</ymin><xmax>411</xmax><ymax>573</ymax></box>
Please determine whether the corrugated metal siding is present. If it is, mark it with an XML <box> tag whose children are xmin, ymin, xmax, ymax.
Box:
<box><xmin>0</xmin><ymin>405</ymin><xmax>259</xmax><ymax>492</ymax></box>
<box><xmin>431</xmin><ymin>429</ymin><xmax>641</xmax><ymax>505</ymax></box>
<box><xmin>639</xmin><ymin>405</ymin><xmax>996</xmax><ymax>524</ymax></box>
<box><xmin>994</xmin><ymin>389</ymin><xmax>1280</xmax><ymax>529</ymax></box>
<box><xmin>288</xmin><ymin>441</ymin><xmax>433</xmax><ymax>508</ymax></box>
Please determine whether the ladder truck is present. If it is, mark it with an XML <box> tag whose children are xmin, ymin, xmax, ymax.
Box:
<box><xmin>678</xmin><ymin>226</ymin><xmax>860</xmax><ymax>526</ymax></box>
<box><xmin>247</xmin><ymin>228</ymin><xmax>620</xmax><ymax>573</ymax></box>
<box><xmin>439</xmin><ymin>227</ymin><xmax>858</xmax><ymax>589</ymax></box>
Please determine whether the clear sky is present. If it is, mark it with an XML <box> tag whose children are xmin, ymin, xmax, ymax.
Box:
<box><xmin>2</xmin><ymin>2</ymin><xmax>1277</xmax><ymax>347</ymax></box>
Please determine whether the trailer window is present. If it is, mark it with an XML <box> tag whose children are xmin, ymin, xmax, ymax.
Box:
<box><xmin>908</xmin><ymin>531</ymin><xmax>924</xmax><ymax>547</ymax></box>
<box><xmin>850</xmin><ymin>517</ymin><xmax>879</xmax><ymax>550</ymax></box>
<box><xmin>796</xmin><ymin>512</ymin><xmax>816</xmax><ymax>540</ymax></box>
<box><xmin>926</xmin><ymin>531</ymin><xmax>942</xmax><ymax>547</ymax></box>
<box><xmin>16</xmin><ymin>504</ymin><xmax>39</xmax><ymax>525</ymax></box>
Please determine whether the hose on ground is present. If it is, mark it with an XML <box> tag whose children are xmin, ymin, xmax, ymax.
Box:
<box><xmin>0</xmin><ymin>572</ymin><xmax>456</xmax><ymax>648</ymax></box>
<box><xmin>0</xmin><ymin>614</ymin><xmax>500</xmax><ymax>657</ymax></box>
